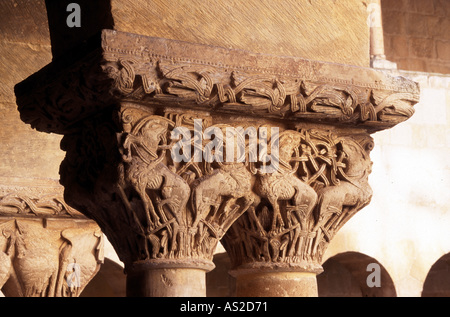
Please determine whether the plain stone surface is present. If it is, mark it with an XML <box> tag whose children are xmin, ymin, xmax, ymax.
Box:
<box><xmin>110</xmin><ymin>0</ymin><xmax>371</xmax><ymax>67</ymax></box>
<box><xmin>382</xmin><ymin>0</ymin><xmax>450</xmax><ymax>73</ymax></box>
<box><xmin>0</xmin><ymin>1</ymin><xmax>63</xmax><ymax>180</ymax></box>
<box><xmin>235</xmin><ymin>272</ymin><xmax>318</xmax><ymax>297</ymax></box>
<box><xmin>126</xmin><ymin>267</ymin><xmax>208</xmax><ymax>297</ymax></box>
<box><xmin>43</xmin><ymin>0</ymin><xmax>371</xmax><ymax>66</ymax></box>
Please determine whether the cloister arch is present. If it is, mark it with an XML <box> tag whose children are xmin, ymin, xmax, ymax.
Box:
<box><xmin>317</xmin><ymin>251</ymin><xmax>396</xmax><ymax>297</ymax></box>
<box><xmin>422</xmin><ymin>252</ymin><xmax>450</xmax><ymax>297</ymax></box>
<box><xmin>80</xmin><ymin>258</ymin><xmax>126</xmax><ymax>297</ymax></box>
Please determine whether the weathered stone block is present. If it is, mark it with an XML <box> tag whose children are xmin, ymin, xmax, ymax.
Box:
<box><xmin>409</xmin><ymin>38</ymin><xmax>435</xmax><ymax>59</ymax></box>
<box><xmin>45</xmin><ymin>0</ymin><xmax>371</xmax><ymax>67</ymax></box>
<box><xmin>436</xmin><ymin>40</ymin><xmax>450</xmax><ymax>60</ymax></box>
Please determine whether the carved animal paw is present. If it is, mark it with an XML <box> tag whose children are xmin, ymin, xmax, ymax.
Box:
<box><xmin>257</xmin><ymin>229</ymin><xmax>267</xmax><ymax>237</ymax></box>
<box><xmin>269</xmin><ymin>226</ymin><xmax>285</xmax><ymax>236</ymax></box>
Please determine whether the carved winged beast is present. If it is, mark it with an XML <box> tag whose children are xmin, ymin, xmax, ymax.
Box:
<box><xmin>190</xmin><ymin>162</ymin><xmax>256</xmax><ymax>243</ymax></box>
<box><xmin>315</xmin><ymin>137</ymin><xmax>373</xmax><ymax>225</ymax></box>
<box><xmin>309</xmin><ymin>137</ymin><xmax>373</xmax><ymax>257</ymax></box>
<box><xmin>254</xmin><ymin>131</ymin><xmax>318</xmax><ymax>233</ymax></box>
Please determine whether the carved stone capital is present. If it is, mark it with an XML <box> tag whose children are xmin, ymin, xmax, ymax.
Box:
<box><xmin>15</xmin><ymin>29</ymin><xmax>419</xmax><ymax>296</ymax></box>
<box><xmin>222</xmin><ymin>131</ymin><xmax>374</xmax><ymax>275</ymax></box>
<box><xmin>58</xmin><ymin>105</ymin><xmax>259</xmax><ymax>270</ymax></box>
<box><xmin>0</xmin><ymin>182</ymin><xmax>103</xmax><ymax>297</ymax></box>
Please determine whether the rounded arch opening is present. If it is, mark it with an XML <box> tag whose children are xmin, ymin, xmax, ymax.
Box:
<box><xmin>422</xmin><ymin>252</ymin><xmax>450</xmax><ymax>297</ymax></box>
<box><xmin>206</xmin><ymin>252</ymin><xmax>236</xmax><ymax>297</ymax></box>
<box><xmin>80</xmin><ymin>258</ymin><xmax>126</xmax><ymax>297</ymax></box>
<box><xmin>318</xmin><ymin>251</ymin><xmax>396</xmax><ymax>297</ymax></box>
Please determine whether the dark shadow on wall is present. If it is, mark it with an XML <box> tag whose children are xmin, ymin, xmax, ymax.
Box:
<box><xmin>45</xmin><ymin>0</ymin><xmax>114</xmax><ymax>59</ymax></box>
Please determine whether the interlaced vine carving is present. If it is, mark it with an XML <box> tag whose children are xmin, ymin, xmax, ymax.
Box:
<box><xmin>69</xmin><ymin>104</ymin><xmax>375</xmax><ymax>270</ymax></box>
<box><xmin>222</xmin><ymin>130</ymin><xmax>374</xmax><ymax>271</ymax></box>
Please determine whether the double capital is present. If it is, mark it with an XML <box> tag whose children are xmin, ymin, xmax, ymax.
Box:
<box><xmin>15</xmin><ymin>30</ymin><xmax>419</xmax><ymax>281</ymax></box>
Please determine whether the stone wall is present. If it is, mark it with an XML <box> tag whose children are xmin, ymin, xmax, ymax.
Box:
<box><xmin>324</xmin><ymin>70</ymin><xmax>450</xmax><ymax>296</ymax></box>
<box><xmin>44</xmin><ymin>0</ymin><xmax>371</xmax><ymax>66</ymax></box>
<box><xmin>110</xmin><ymin>0</ymin><xmax>371</xmax><ymax>66</ymax></box>
<box><xmin>382</xmin><ymin>0</ymin><xmax>450</xmax><ymax>73</ymax></box>
<box><xmin>0</xmin><ymin>1</ymin><xmax>64</xmax><ymax>181</ymax></box>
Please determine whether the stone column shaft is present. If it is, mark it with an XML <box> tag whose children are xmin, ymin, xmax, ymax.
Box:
<box><xmin>234</xmin><ymin>271</ymin><xmax>318</xmax><ymax>297</ymax></box>
<box><xmin>126</xmin><ymin>261</ymin><xmax>213</xmax><ymax>297</ymax></box>
<box><xmin>368</xmin><ymin>0</ymin><xmax>385</xmax><ymax>58</ymax></box>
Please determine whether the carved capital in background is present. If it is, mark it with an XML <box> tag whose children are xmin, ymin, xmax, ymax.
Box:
<box><xmin>15</xmin><ymin>29</ymin><xmax>419</xmax><ymax>296</ymax></box>
<box><xmin>0</xmin><ymin>180</ymin><xmax>103</xmax><ymax>297</ymax></box>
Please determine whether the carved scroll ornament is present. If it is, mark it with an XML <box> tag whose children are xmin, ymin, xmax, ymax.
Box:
<box><xmin>0</xmin><ymin>189</ymin><xmax>84</xmax><ymax>218</ymax></box>
<box><xmin>104</xmin><ymin>57</ymin><xmax>418</xmax><ymax>129</ymax></box>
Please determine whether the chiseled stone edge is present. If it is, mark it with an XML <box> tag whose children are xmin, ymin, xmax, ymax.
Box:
<box><xmin>0</xmin><ymin>177</ymin><xmax>88</xmax><ymax>219</ymax></box>
<box><xmin>16</xmin><ymin>29</ymin><xmax>420</xmax><ymax>135</ymax></box>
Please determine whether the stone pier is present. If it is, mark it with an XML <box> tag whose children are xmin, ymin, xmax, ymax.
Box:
<box><xmin>15</xmin><ymin>2</ymin><xmax>419</xmax><ymax>297</ymax></box>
